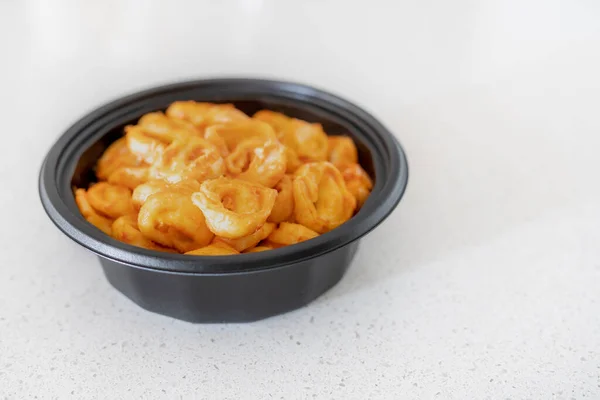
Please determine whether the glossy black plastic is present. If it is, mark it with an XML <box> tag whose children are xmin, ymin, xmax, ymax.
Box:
<box><xmin>39</xmin><ymin>78</ymin><xmax>408</xmax><ymax>322</ymax></box>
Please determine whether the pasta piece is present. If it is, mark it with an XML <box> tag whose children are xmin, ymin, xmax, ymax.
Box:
<box><xmin>149</xmin><ymin>136</ymin><xmax>224</xmax><ymax>183</ymax></box>
<box><xmin>244</xmin><ymin>245</ymin><xmax>273</xmax><ymax>253</ymax></box>
<box><xmin>283</xmin><ymin>145</ymin><xmax>302</xmax><ymax>173</ymax></box>
<box><xmin>281</xmin><ymin>119</ymin><xmax>328</xmax><ymax>162</ymax></box>
<box><xmin>204</xmin><ymin>120</ymin><xmax>277</xmax><ymax>152</ymax></box>
<box><xmin>96</xmin><ymin>138</ymin><xmax>149</xmax><ymax>189</ymax></box>
<box><xmin>185</xmin><ymin>241</ymin><xmax>239</xmax><ymax>256</ymax></box>
<box><xmin>138</xmin><ymin>111</ymin><xmax>199</xmax><ymax>136</ymax></box>
<box><xmin>267</xmin><ymin>222</ymin><xmax>319</xmax><ymax>246</ymax></box>
<box><xmin>111</xmin><ymin>215</ymin><xmax>175</xmax><ymax>252</ymax></box>
<box><xmin>138</xmin><ymin>190</ymin><xmax>214</xmax><ymax>253</ymax></box>
<box><xmin>253</xmin><ymin>110</ymin><xmax>328</xmax><ymax>162</ymax></box>
<box><xmin>106</xmin><ymin>166</ymin><xmax>149</xmax><ymax>190</ymax></box>
<box><xmin>132</xmin><ymin>180</ymin><xmax>170</xmax><ymax>210</ymax></box>
<box><xmin>125</xmin><ymin>112</ymin><xmax>197</xmax><ymax>164</ymax></box>
<box><xmin>74</xmin><ymin>188</ymin><xmax>113</xmax><ymax>235</ymax></box>
<box><xmin>253</xmin><ymin>110</ymin><xmax>291</xmax><ymax>134</ymax></box>
<box><xmin>225</xmin><ymin>139</ymin><xmax>286</xmax><ymax>188</ymax></box>
<box><xmin>166</xmin><ymin>101</ymin><xmax>213</xmax><ymax>127</ymax></box>
<box><xmin>132</xmin><ymin>179</ymin><xmax>200</xmax><ymax>210</ymax></box>
<box><xmin>268</xmin><ymin>175</ymin><xmax>294</xmax><ymax>223</ymax></box>
<box><xmin>166</xmin><ymin>101</ymin><xmax>248</xmax><ymax>130</ymax></box>
<box><xmin>215</xmin><ymin>222</ymin><xmax>276</xmax><ymax>252</ymax></box>
<box><xmin>96</xmin><ymin>137</ymin><xmax>145</xmax><ymax>180</ymax></box>
<box><xmin>340</xmin><ymin>163</ymin><xmax>373</xmax><ymax>209</ymax></box>
<box><xmin>86</xmin><ymin>182</ymin><xmax>134</xmax><ymax>219</ymax></box>
<box><xmin>293</xmin><ymin>162</ymin><xmax>356</xmax><ymax>233</ymax></box>
<box><xmin>327</xmin><ymin>136</ymin><xmax>358</xmax><ymax>166</ymax></box>
<box><xmin>191</xmin><ymin>177</ymin><xmax>277</xmax><ymax>239</ymax></box>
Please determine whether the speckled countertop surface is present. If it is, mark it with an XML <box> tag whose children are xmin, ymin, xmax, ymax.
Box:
<box><xmin>1</xmin><ymin>1</ymin><xmax>600</xmax><ymax>398</ymax></box>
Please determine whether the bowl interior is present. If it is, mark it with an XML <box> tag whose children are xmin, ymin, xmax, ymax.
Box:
<box><xmin>72</xmin><ymin>99</ymin><xmax>376</xmax><ymax>190</ymax></box>
<box><xmin>41</xmin><ymin>79</ymin><xmax>407</xmax><ymax>273</ymax></box>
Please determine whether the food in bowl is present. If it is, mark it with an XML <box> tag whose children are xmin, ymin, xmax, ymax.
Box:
<box><xmin>39</xmin><ymin>78</ymin><xmax>408</xmax><ymax>322</ymax></box>
<box><xmin>74</xmin><ymin>101</ymin><xmax>374</xmax><ymax>255</ymax></box>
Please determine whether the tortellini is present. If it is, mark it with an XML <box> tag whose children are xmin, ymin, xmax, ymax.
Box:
<box><xmin>254</xmin><ymin>110</ymin><xmax>328</xmax><ymax>163</ymax></box>
<box><xmin>340</xmin><ymin>163</ymin><xmax>373</xmax><ymax>209</ymax></box>
<box><xmin>190</xmin><ymin>177</ymin><xmax>277</xmax><ymax>239</ymax></box>
<box><xmin>85</xmin><ymin>182</ymin><xmax>135</xmax><ymax>219</ymax></box>
<box><xmin>267</xmin><ymin>174</ymin><xmax>295</xmax><ymax>223</ymax></box>
<box><xmin>166</xmin><ymin>101</ymin><xmax>249</xmax><ymax>131</ymax></box>
<box><xmin>132</xmin><ymin>179</ymin><xmax>200</xmax><ymax>210</ymax></box>
<box><xmin>125</xmin><ymin>112</ymin><xmax>199</xmax><ymax>164</ymax></box>
<box><xmin>185</xmin><ymin>241</ymin><xmax>239</xmax><ymax>256</ymax></box>
<box><xmin>111</xmin><ymin>215</ymin><xmax>175</xmax><ymax>252</ymax></box>
<box><xmin>138</xmin><ymin>185</ymin><xmax>214</xmax><ymax>253</ymax></box>
<box><xmin>75</xmin><ymin>101</ymin><xmax>373</xmax><ymax>255</ymax></box>
<box><xmin>225</xmin><ymin>139</ymin><xmax>287</xmax><ymax>188</ymax></box>
<box><xmin>292</xmin><ymin>162</ymin><xmax>356</xmax><ymax>233</ymax></box>
<box><xmin>266</xmin><ymin>222</ymin><xmax>319</xmax><ymax>246</ymax></box>
<box><xmin>244</xmin><ymin>245</ymin><xmax>273</xmax><ymax>253</ymax></box>
<box><xmin>149</xmin><ymin>136</ymin><xmax>225</xmax><ymax>183</ymax></box>
<box><xmin>96</xmin><ymin>138</ymin><xmax>146</xmax><ymax>183</ymax></box>
<box><xmin>327</xmin><ymin>136</ymin><xmax>358</xmax><ymax>166</ymax></box>
<box><xmin>74</xmin><ymin>188</ymin><xmax>114</xmax><ymax>235</ymax></box>
<box><xmin>215</xmin><ymin>222</ymin><xmax>276</xmax><ymax>252</ymax></box>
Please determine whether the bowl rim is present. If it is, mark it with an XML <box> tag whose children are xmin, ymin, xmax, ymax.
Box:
<box><xmin>39</xmin><ymin>78</ymin><xmax>409</xmax><ymax>274</ymax></box>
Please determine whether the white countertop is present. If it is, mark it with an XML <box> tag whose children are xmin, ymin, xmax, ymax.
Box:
<box><xmin>2</xmin><ymin>1</ymin><xmax>600</xmax><ymax>398</ymax></box>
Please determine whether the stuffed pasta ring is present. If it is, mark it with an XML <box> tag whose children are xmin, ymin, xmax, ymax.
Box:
<box><xmin>149</xmin><ymin>136</ymin><xmax>225</xmax><ymax>183</ymax></box>
<box><xmin>191</xmin><ymin>177</ymin><xmax>277</xmax><ymax>239</ymax></box>
<box><xmin>340</xmin><ymin>163</ymin><xmax>373</xmax><ymax>209</ymax></box>
<box><xmin>268</xmin><ymin>175</ymin><xmax>294</xmax><ymax>223</ymax></box>
<box><xmin>125</xmin><ymin>112</ymin><xmax>198</xmax><ymax>164</ymax></box>
<box><xmin>266</xmin><ymin>222</ymin><xmax>319</xmax><ymax>246</ymax></box>
<box><xmin>225</xmin><ymin>138</ymin><xmax>287</xmax><ymax>188</ymax></box>
<box><xmin>138</xmin><ymin>184</ymin><xmax>214</xmax><ymax>253</ymax></box>
<box><xmin>86</xmin><ymin>182</ymin><xmax>134</xmax><ymax>219</ymax></box>
<box><xmin>327</xmin><ymin>135</ymin><xmax>358</xmax><ymax>166</ymax></box>
<box><xmin>111</xmin><ymin>215</ymin><xmax>175</xmax><ymax>252</ymax></box>
<box><xmin>74</xmin><ymin>188</ymin><xmax>114</xmax><ymax>235</ymax></box>
<box><xmin>166</xmin><ymin>101</ymin><xmax>249</xmax><ymax>130</ymax></box>
<box><xmin>292</xmin><ymin>162</ymin><xmax>356</xmax><ymax>233</ymax></box>
<box><xmin>254</xmin><ymin>110</ymin><xmax>328</xmax><ymax>162</ymax></box>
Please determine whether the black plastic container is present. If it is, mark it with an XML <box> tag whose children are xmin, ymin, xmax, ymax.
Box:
<box><xmin>39</xmin><ymin>79</ymin><xmax>408</xmax><ymax>323</ymax></box>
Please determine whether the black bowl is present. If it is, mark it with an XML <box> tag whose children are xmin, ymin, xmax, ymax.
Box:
<box><xmin>39</xmin><ymin>78</ymin><xmax>408</xmax><ymax>323</ymax></box>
